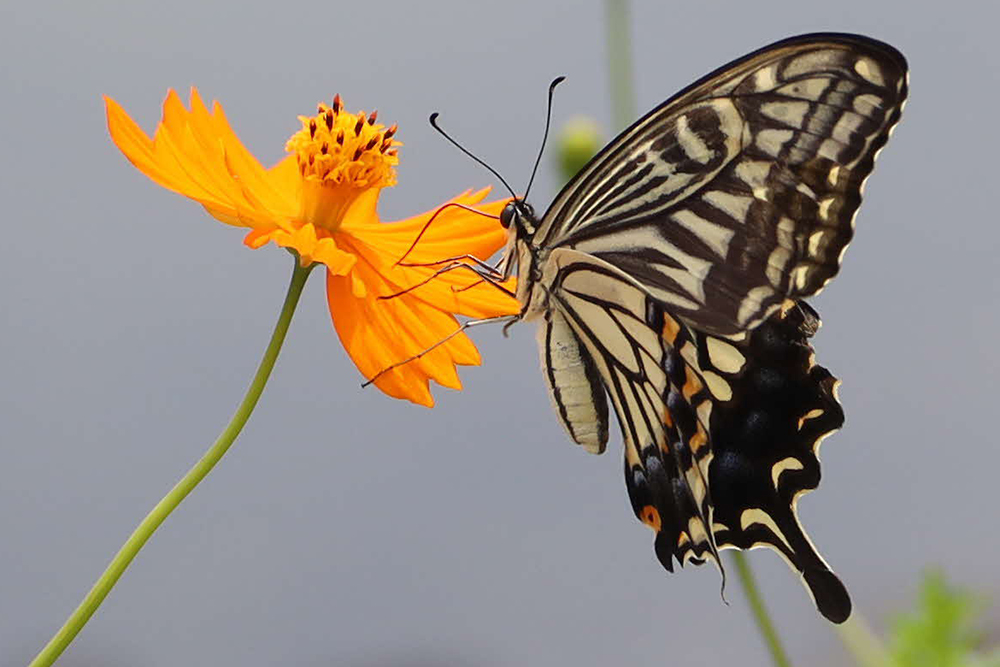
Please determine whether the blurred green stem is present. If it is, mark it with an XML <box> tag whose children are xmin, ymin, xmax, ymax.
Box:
<box><xmin>602</xmin><ymin>2</ymin><xmax>794</xmax><ymax>665</ymax></box>
<box><xmin>836</xmin><ymin>613</ymin><xmax>891</xmax><ymax>667</ymax></box>
<box><xmin>28</xmin><ymin>259</ymin><xmax>314</xmax><ymax>667</ymax></box>
<box><xmin>732</xmin><ymin>552</ymin><xmax>793</xmax><ymax>667</ymax></box>
<box><xmin>604</xmin><ymin>0</ymin><xmax>636</xmax><ymax>131</ymax></box>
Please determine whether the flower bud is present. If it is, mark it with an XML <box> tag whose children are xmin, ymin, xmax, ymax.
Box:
<box><xmin>555</xmin><ymin>116</ymin><xmax>603</xmax><ymax>185</ymax></box>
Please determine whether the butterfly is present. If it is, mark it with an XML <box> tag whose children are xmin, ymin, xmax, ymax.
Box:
<box><xmin>396</xmin><ymin>32</ymin><xmax>907</xmax><ymax>623</ymax></box>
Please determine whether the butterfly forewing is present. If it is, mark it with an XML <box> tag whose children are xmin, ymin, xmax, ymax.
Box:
<box><xmin>536</xmin><ymin>34</ymin><xmax>907</xmax><ymax>336</ymax></box>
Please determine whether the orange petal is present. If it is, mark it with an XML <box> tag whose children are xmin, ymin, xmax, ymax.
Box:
<box><xmin>339</xmin><ymin>189</ymin><xmax>520</xmax><ymax>319</ymax></box>
<box><xmin>343</xmin><ymin>196</ymin><xmax>520</xmax><ymax>317</ymax></box>
<box><xmin>106</xmin><ymin>95</ymin><xmax>208</xmax><ymax>200</ymax></box>
<box><xmin>267</xmin><ymin>225</ymin><xmax>358</xmax><ymax>274</ymax></box>
<box><xmin>105</xmin><ymin>89</ymin><xmax>294</xmax><ymax>232</ymax></box>
<box><xmin>327</xmin><ymin>240</ymin><xmax>490</xmax><ymax>407</ymax></box>
<box><xmin>266</xmin><ymin>154</ymin><xmax>302</xmax><ymax>200</ymax></box>
<box><xmin>349</xmin><ymin>233</ymin><xmax>519</xmax><ymax>319</ymax></box>
<box><xmin>206</xmin><ymin>96</ymin><xmax>298</xmax><ymax>217</ymax></box>
<box><xmin>344</xmin><ymin>188</ymin><xmax>510</xmax><ymax>262</ymax></box>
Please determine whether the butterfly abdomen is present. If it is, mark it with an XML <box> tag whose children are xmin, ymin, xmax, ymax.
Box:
<box><xmin>538</xmin><ymin>308</ymin><xmax>610</xmax><ymax>454</ymax></box>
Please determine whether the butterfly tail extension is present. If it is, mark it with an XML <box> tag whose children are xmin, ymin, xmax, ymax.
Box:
<box><xmin>702</xmin><ymin>300</ymin><xmax>851</xmax><ymax>623</ymax></box>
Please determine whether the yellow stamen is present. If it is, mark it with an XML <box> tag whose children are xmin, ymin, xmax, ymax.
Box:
<box><xmin>285</xmin><ymin>96</ymin><xmax>400</xmax><ymax>233</ymax></box>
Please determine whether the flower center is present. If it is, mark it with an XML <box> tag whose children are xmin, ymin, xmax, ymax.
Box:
<box><xmin>286</xmin><ymin>94</ymin><xmax>399</xmax><ymax>233</ymax></box>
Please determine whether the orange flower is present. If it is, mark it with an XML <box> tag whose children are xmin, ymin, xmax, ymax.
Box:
<box><xmin>106</xmin><ymin>88</ymin><xmax>518</xmax><ymax>406</ymax></box>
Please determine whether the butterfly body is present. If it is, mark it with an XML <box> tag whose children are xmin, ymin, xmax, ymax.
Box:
<box><xmin>489</xmin><ymin>33</ymin><xmax>907</xmax><ymax>624</ymax></box>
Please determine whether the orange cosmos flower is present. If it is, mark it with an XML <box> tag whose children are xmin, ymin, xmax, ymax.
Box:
<box><xmin>106</xmin><ymin>88</ymin><xmax>518</xmax><ymax>406</ymax></box>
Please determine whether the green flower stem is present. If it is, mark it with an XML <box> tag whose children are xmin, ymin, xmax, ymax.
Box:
<box><xmin>601</xmin><ymin>2</ymin><xmax>792</xmax><ymax>662</ymax></box>
<box><xmin>835</xmin><ymin>613</ymin><xmax>891</xmax><ymax>667</ymax></box>
<box><xmin>603</xmin><ymin>0</ymin><xmax>794</xmax><ymax>664</ymax></box>
<box><xmin>604</xmin><ymin>0</ymin><xmax>636</xmax><ymax>132</ymax></box>
<box><xmin>732</xmin><ymin>551</ymin><xmax>793</xmax><ymax>667</ymax></box>
<box><xmin>29</xmin><ymin>259</ymin><xmax>314</xmax><ymax>667</ymax></box>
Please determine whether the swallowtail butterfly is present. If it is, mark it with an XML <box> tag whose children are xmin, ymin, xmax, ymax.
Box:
<box><xmin>441</xmin><ymin>33</ymin><xmax>906</xmax><ymax>623</ymax></box>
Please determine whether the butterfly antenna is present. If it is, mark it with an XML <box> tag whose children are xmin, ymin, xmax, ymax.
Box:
<box><xmin>430</xmin><ymin>113</ymin><xmax>519</xmax><ymax>200</ymax></box>
<box><xmin>522</xmin><ymin>76</ymin><xmax>566</xmax><ymax>202</ymax></box>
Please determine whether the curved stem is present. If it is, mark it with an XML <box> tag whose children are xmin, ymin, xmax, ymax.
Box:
<box><xmin>600</xmin><ymin>3</ymin><xmax>793</xmax><ymax>665</ymax></box>
<box><xmin>29</xmin><ymin>260</ymin><xmax>315</xmax><ymax>667</ymax></box>
<box><xmin>604</xmin><ymin>0</ymin><xmax>636</xmax><ymax>131</ymax></box>
<box><xmin>732</xmin><ymin>551</ymin><xmax>793</xmax><ymax>667</ymax></box>
<box><xmin>835</xmin><ymin>613</ymin><xmax>891</xmax><ymax>667</ymax></box>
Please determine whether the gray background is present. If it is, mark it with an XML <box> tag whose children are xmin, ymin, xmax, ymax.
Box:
<box><xmin>2</xmin><ymin>1</ymin><xmax>997</xmax><ymax>665</ymax></box>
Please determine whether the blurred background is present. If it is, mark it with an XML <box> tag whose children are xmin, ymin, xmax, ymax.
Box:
<box><xmin>2</xmin><ymin>1</ymin><xmax>998</xmax><ymax>665</ymax></box>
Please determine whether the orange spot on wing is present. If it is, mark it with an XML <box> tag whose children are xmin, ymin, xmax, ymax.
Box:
<box><xmin>682</xmin><ymin>371</ymin><xmax>703</xmax><ymax>401</ymax></box>
<box><xmin>661</xmin><ymin>315</ymin><xmax>681</xmax><ymax>344</ymax></box>
<box><xmin>640</xmin><ymin>505</ymin><xmax>662</xmax><ymax>532</ymax></box>
<box><xmin>689</xmin><ymin>423</ymin><xmax>708</xmax><ymax>454</ymax></box>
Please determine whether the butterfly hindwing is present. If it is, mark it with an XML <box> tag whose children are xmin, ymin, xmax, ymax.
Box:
<box><xmin>672</xmin><ymin>299</ymin><xmax>851</xmax><ymax>623</ymax></box>
<box><xmin>710</xmin><ymin>301</ymin><xmax>849</xmax><ymax>620</ymax></box>
<box><xmin>536</xmin><ymin>33</ymin><xmax>907</xmax><ymax>336</ymax></box>
<box><xmin>537</xmin><ymin>250</ymin><xmax>850</xmax><ymax>622</ymax></box>
<box><xmin>544</xmin><ymin>250</ymin><xmax>723</xmax><ymax>570</ymax></box>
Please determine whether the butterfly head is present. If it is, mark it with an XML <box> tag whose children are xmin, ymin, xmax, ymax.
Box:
<box><xmin>496</xmin><ymin>198</ymin><xmax>542</xmax><ymax>286</ymax></box>
<box><xmin>500</xmin><ymin>199</ymin><xmax>538</xmax><ymax>238</ymax></box>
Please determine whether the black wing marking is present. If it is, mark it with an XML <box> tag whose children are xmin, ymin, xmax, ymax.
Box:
<box><xmin>536</xmin><ymin>33</ymin><xmax>907</xmax><ymax>336</ymax></box>
<box><xmin>657</xmin><ymin>298</ymin><xmax>850</xmax><ymax>623</ymax></box>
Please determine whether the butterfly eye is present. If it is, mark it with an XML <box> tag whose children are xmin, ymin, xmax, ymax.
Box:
<box><xmin>499</xmin><ymin>202</ymin><xmax>518</xmax><ymax>229</ymax></box>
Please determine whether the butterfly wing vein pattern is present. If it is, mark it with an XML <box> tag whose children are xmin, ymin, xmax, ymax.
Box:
<box><xmin>538</xmin><ymin>34</ymin><xmax>908</xmax><ymax>337</ymax></box>
<box><xmin>480</xmin><ymin>33</ymin><xmax>903</xmax><ymax>624</ymax></box>
<box><xmin>543</xmin><ymin>252</ymin><xmax>851</xmax><ymax>621</ymax></box>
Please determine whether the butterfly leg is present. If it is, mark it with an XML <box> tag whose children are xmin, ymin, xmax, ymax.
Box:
<box><xmin>378</xmin><ymin>261</ymin><xmax>515</xmax><ymax>300</ymax></box>
<box><xmin>398</xmin><ymin>253</ymin><xmax>502</xmax><ymax>278</ymax></box>
<box><xmin>362</xmin><ymin>314</ymin><xmax>519</xmax><ymax>388</ymax></box>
